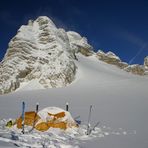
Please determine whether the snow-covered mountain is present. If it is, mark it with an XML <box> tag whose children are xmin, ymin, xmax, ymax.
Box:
<box><xmin>0</xmin><ymin>16</ymin><xmax>92</xmax><ymax>94</ymax></box>
<box><xmin>0</xmin><ymin>16</ymin><xmax>147</xmax><ymax>95</ymax></box>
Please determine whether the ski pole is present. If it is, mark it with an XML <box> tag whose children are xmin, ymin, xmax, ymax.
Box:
<box><xmin>29</xmin><ymin>102</ymin><xmax>39</xmax><ymax>132</ymax></box>
<box><xmin>86</xmin><ymin>105</ymin><xmax>92</xmax><ymax>135</ymax></box>
<box><xmin>32</xmin><ymin>103</ymin><xmax>39</xmax><ymax>128</ymax></box>
<box><xmin>21</xmin><ymin>101</ymin><xmax>25</xmax><ymax>134</ymax></box>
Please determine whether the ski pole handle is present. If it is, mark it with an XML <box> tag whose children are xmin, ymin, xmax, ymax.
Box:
<box><xmin>36</xmin><ymin>102</ymin><xmax>39</xmax><ymax>112</ymax></box>
<box><xmin>66</xmin><ymin>102</ymin><xmax>69</xmax><ymax>111</ymax></box>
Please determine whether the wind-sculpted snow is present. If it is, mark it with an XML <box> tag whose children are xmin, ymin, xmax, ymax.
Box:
<box><xmin>0</xmin><ymin>16</ymin><xmax>92</xmax><ymax>94</ymax></box>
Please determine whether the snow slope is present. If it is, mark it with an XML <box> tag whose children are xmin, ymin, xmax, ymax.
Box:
<box><xmin>0</xmin><ymin>54</ymin><xmax>148</xmax><ymax>148</ymax></box>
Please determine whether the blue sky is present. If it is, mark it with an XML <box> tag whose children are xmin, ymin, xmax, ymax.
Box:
<box><xmin>0</xmin><ymin>0</ymin><xmax>148</xmax><ymax>64</ymax></box>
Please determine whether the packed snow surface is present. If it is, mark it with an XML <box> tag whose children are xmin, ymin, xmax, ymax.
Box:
<box><xmin>0</xmin><ymin>54</ymin><xmax>148</xmax><ymax>148</ymax></box>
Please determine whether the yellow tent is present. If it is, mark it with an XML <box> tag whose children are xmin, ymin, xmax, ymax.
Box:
<box><xmin>16</xmin><ymin>107</ymin><xmax>78</xmax><ymax>132</ymax></box>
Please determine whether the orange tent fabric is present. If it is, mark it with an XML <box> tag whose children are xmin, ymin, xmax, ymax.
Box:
<box><xmin>16</xmin><ymin>107</ymin><xmax>78</xmax><ymax>131</ymax></box>
<box><xmin>16</xmin><ymin>111</ymin><xmax>40</xmax><ymax>129</ymax></box>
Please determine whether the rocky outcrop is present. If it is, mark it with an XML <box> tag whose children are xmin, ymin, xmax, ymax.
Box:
<box><xmin>144</xmin><ymin>56</ymin><xmax>148</xmax><ymax>68</ymax></box>
<box><xmin>67</xmin><ymin>31</ymin><xmax>94</xmax><ymax>56</ymax></box>
<box><xmin>144</xmin><ymin>56</ymin><xmax>148</xmax><ymax>74</ymax></box>
<box><xmin>116</xmin><ymin>62</ymin><xmax>128</xmax><ymax>69</ymax></box>
<box><xmin>96</xmin><ymin>50</ymin><xmax>128</xmax><ymax>69</ymax></box>
<box><xmin>124</xmin><ymin>65</ymin><xmax>145</xmax><ymax>75</ymax></box>
<box><xmin>96</xmin><ymin>50</ymin><xmax>148</xmax><ymax>76</ymax></box>
<box><xmin>97</xmin><ymin>50</ymin><xmax>120</xmax><ymax>64</ymax></box>
<box><xmin>0</xmin><ymin>16</ymin><xmax>92</xmax><ymax>94</ymax></box>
